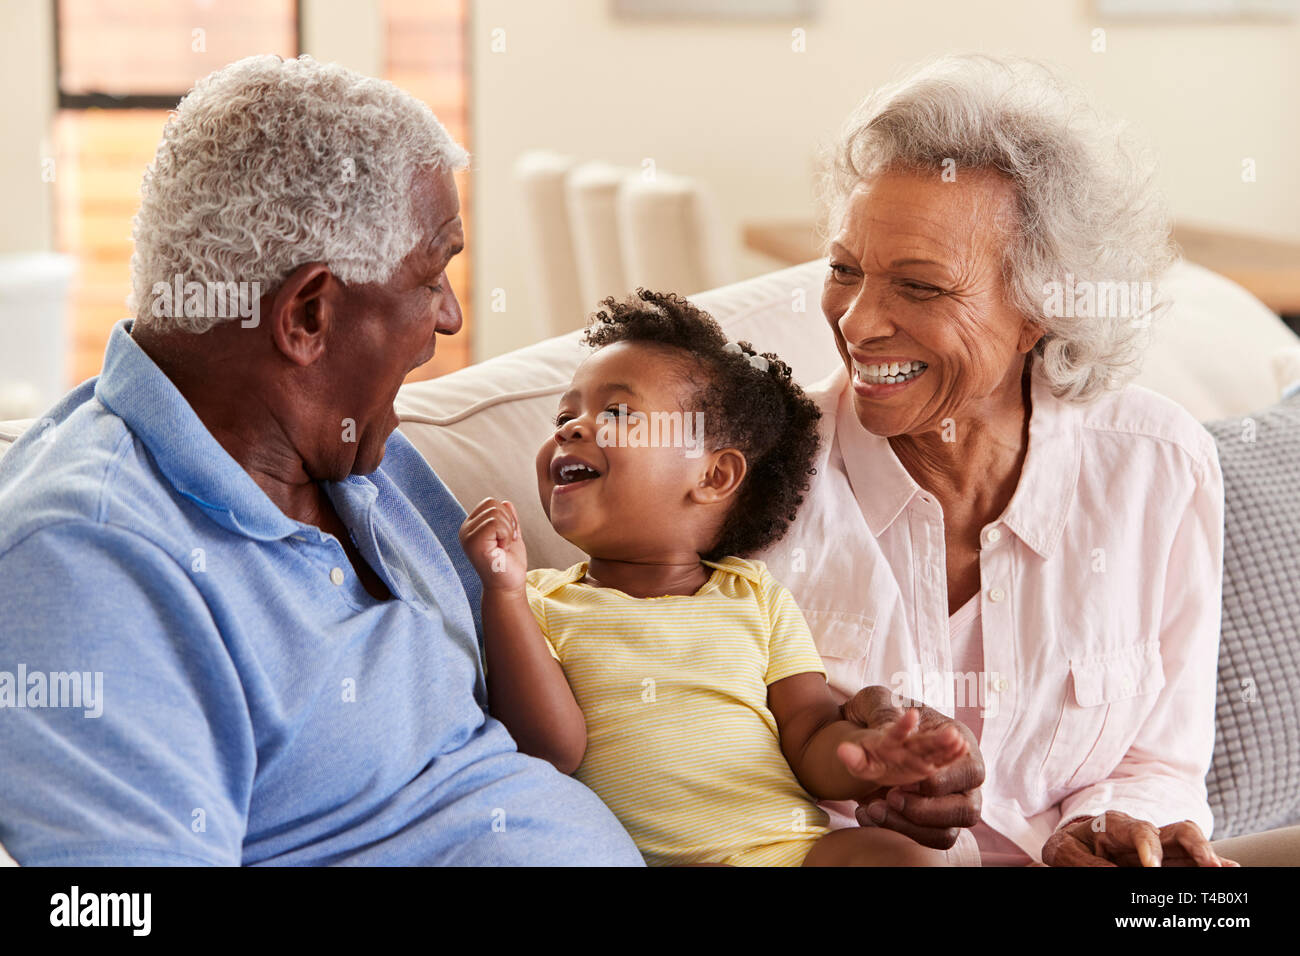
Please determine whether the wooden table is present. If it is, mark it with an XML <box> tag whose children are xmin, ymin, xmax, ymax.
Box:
<box><xmin>1172</xmin><ymin>225</ymin><xmax>1300</xmax><ymax>317</ymax></box>
<box><xmin>741</xmin><ymin>220</ymin><xmax>825</xmax><ymax>270</ymax></box>
<box><xmin>743</xmin><ymin>220</ymin><xmax>1300</xmax><ymax>317</ymax></box>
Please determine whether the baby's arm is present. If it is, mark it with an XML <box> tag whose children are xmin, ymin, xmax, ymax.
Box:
<box><xmin>459</xmin><ymin>498</ymin><xmax>587</xmax><ymax>774</ymax></box>
<box><xmin>768</xmin><ymin>673</ymin><xmax>967</xmax><ymax>801</ymax></box>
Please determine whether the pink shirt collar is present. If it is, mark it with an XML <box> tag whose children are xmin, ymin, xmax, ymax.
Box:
<box><xmin>831</xmin><ymin>355</ymin><xmax>1082</xmax><ymax>559</ymax></box>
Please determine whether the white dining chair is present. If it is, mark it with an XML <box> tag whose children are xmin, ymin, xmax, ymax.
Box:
<box><xmin>513</xmin><ymin>150</ymin><xmax>585</xmax><ymax>338</ymax></box>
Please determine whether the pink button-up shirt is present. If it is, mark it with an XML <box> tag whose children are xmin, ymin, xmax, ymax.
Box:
<box><xmin>758</xmin><ymin>357</ymin><xmax>1224</xmax><ymax>863</ymax></box>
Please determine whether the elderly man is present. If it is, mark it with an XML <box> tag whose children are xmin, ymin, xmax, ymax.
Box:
<box><xmin>0</xmin><ymin>55</ymin><xmax>643</xmax><ymax>865</ymax></box>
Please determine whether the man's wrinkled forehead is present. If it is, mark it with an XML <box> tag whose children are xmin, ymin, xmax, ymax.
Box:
<box><xmin>426</xmin><ymin>215</ymin><xmax>464</xmax><ymax>260</ymax></box>
<box><xmin>413</xmin><ymin>167</ymin><xmax>464</xmax><ymax>259</ymax></box>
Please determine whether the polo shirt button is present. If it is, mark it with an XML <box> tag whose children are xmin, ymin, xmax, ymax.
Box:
<box><xmin>995</xmin><ymin>677</ymin><xmax>1009</xmax><ymax>692</ymax></box>
<box><xmin>988</xmin><ymin>586</ymin><xmax>1005</xmax><ymax>603</ymax></box>
<box><xmin>984</xmin><ymin>527</ymin><xmax>1002</xmax><ymax>545</ymax></box>
<box><xmin>330</xmin><ymin>567</ymin><xmax>345</xmax><ymax>586</ymax></box>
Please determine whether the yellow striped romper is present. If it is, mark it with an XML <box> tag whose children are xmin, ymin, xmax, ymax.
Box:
<box><xmin>524</xmin><ymin>556</ymin><xmax>830</xmax><ymax>866</ymax></box>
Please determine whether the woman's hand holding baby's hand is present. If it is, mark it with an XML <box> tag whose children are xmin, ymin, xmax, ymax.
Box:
<box><xmin>836</xmin><ymin>708</ymin><xmax>969</xmax><ymax>787</ymax></box>
<box><xmin>459</xmin><ymin>497</ymin><xmax>528</xmax><ymax>593</ymax></box>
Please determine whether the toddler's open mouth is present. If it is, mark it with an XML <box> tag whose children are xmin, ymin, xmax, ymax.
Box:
<box><xmin>550</xmin><ymin>454</ymin><xmax>603</xmax><ymax>491</ymax></box>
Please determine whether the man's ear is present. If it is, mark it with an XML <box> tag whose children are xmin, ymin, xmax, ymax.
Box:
<box><xmin>266</xmin><ymin>262</ymin><xmax>338</xmax><ymax>367</ymax></box>
<box><xmin>689</xmin><ymin>448</ymin><xmax>747</xmax><ymax>505</ymax></box>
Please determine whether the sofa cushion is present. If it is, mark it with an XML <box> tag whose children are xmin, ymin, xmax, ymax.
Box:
<box><xmin>1203</xmin><ymin>392</ymin><xmax>1300</xmax><ymax>838</ymax></box>
<box><xmin>1141</xmin><ymin>263</ymin><xmax>1300</xmax><ymax>421</ymax></box>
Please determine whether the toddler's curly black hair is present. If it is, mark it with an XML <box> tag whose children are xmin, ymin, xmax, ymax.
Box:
<box><xmin>582</xmin><ymin>288</ymin><xmax>822</xmax><ymax>561</ymax></box>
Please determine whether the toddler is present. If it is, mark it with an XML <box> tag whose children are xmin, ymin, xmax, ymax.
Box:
<box><xmin>459</xmin><ymin>290</ymin><xmax>966</xmax><ymax>866</ymax></box>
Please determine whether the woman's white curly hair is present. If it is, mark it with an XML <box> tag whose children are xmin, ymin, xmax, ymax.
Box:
<box><xmin>129</xmin><ymin>54</ymin><xmax>469</xmax><ymax>333</ymax></box>
<box><xmin>823</xmin><ymin>54</ymin><xmax>1177</xmax><ymax>403</ymax></box>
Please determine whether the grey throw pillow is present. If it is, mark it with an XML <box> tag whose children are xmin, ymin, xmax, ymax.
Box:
<box><xmin>1203</xmin><ymin>392</ymin><xmax>1300</xmax><ymax>838</ymax></box>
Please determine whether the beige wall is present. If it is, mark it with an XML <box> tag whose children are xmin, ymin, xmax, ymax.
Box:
<box><xmin>0</xmin><ymin>0</ymin><xmax>56</xmax><ymax>254</ymax></box>
<box><xmin>470</xmin><ymin>0</ymin><xmax>1300</xmax><ymax>360</ymax></box>
<box><xmin>7</xmin><ymin>1</ymin><xmax>1294</xmax><ymax>361</ymax></box>
<box><xmin>300</xmin><ymin>0</ymin><xmax>384</xmax><ymax>77</ymax></box>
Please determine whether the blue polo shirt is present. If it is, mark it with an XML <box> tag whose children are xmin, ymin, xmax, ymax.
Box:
<box><xmin>0</xmin><ymin>320</ymin><xmax>642</xmax><ymax>866</ymax></box>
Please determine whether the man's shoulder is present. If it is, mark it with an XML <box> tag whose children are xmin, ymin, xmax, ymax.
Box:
<box><xmin>378</xmin><ymin>427</ymin><xmax>466</xmax><ymax>522</ymax></box>
<box><xmin>0</xmin><ymin>396</ymin><xmax>182</xmax><ymax>559</ymax></box>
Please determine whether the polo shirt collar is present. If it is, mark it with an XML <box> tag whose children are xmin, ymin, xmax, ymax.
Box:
<box><xmin>530</xmin><ymin>563</ymin><xmax>589</xmax><ymax>596</ymax></box>
<box><xmin>93</xmin><ymin>319</ymin><xmax>300</xmax><ymax>541</ymax></box>
<box><xmin>702</xmin><ymin>556</ymin><xmax>764</xmax><ymax>583</ymax></box>
<box><xmin>836</xmin><ymin>355</ymin><xmax>1081</xmax><ymax>559</ymax></box>
<box><xmin>531</xmin><ymin>556</ymin><xmax>763</xmax><ymax>597</ymax></box>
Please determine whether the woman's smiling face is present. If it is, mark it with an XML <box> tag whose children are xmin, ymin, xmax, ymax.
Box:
<box><xmin>534</xmin><ymin>341</ymin><xmax>723</xmax><ymax>560</ymax></box>
<box><xmin>822</xmin><ymin>168</ymin><xmax>1043</xmax><ymax>438</ymax></box>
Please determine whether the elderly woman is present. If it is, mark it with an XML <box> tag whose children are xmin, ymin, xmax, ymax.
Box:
<box><xmin>0</xmin><ymin>56</ymin><xmax>643</xmax><ymax>866</ymax></box>
<box><xmin>763</xmin><ymin>54</ymin><xmax>1257</xmax><ymax>866</ymax></box>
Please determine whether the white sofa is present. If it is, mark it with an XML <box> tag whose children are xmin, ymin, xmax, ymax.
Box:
<box><xmin>2</xmin><ymin>257</ymin><xmax>1299</xmax><ymax>865</ymax></box>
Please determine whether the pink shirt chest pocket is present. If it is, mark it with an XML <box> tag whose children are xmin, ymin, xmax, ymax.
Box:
<box><xmin>1041</xmin><ymin>640</ymin><xmax>1167</xmax><ymax>793</ymax></box>
<box><xmin>805</xmin><ymin>610</ymin><xmax>878</xmax><ymax>702</ymax></box>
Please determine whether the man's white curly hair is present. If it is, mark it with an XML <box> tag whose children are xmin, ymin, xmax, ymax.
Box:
<box><xmin>129</xmin><ymin>54</ymin><xmax>469</xmax><ymax>333</ymax></box>
<box><xmin>823</xmin><ymin>54</ymin><xmax>1177</xmax><ymax>403</ymax></box>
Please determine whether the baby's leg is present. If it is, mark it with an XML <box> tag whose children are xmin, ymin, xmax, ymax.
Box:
<box><xmin>802</xmin><ymin>826</ymin><xmax>954</xmax><ymax>866</ymax></box>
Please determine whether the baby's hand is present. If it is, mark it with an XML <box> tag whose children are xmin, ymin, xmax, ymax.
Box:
<box><xmin>458</xmin><ymin>497</ymin><xmax>528</xmax><ymax>593</ymax></box>
<box><xmin>836</xmin><ymin>708</ymin><xmax>969</xmax><ymax>788</ymax></box>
